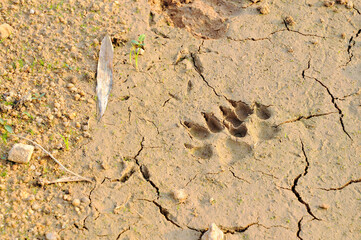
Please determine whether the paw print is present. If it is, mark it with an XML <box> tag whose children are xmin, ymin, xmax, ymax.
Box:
<box><xmin>183</xmin><ymin>99</ymin><xmax>278</xmax><ymax>164</ymax></box>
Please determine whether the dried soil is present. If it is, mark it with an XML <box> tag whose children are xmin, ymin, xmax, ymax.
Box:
<box><xmin>0</xmin><ymin>0</ymin><xmax>360</xmax><ymax>239</ymax></box>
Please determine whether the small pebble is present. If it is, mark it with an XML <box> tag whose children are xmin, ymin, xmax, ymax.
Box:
<box><xmin>172</xmin><ymin>189</ymin><xmax>188</xmax><ymax>203</ymax></box>
<box><xmin>66</xmin><ymin>83</ymin><xmax>74</xmax><ymax>89</ymax></box>
<box><xmin>336</xmin><ymin>0</ymin><xmax>347</xmax><ymax>5</ymax></box>
<box><xmin>31</xmin><ymin>203</ymin><xmax>41</xmax><ymax>211</ymax></box>
<box><xmin>346</xmin><ymin>1</ymin><xmax>353</xmax><ymax>8</ymax></box>
<box><xmin>68</xmin><ymin>112</ymin><xmax>76</xmax><ymax>120</ymax></box>
<box><xmin>8</xmin><ymin>143</ymin><xmax>34</xmax><ymax>164</ymax></box>
<box><xmin>137</xmin><ymin>48</ymin><xmax>145</xmax><ymax>55</ymax></box>
<box><xmin>74</xmin><ymin>94</ymin><xmax>81</xmax><ymax>101</ymax></box>
<box><xmin>201</xmin><ymin>223</ymin><xmax>224</xmax><ymax>240</ymax></box>
<box><xmin>258</xmin><ymin>4</ymin><xmax>270</xmax><ymax>15</ymax></box>
<box><xmin>29</xmin><ymin>9</ymin><xmax>35</xmax><ymax>14</ymax></box>
<box><xmin>70</xmin><ymin>87</ymin><xmax>77</xmax><ymax>92</ymax></box>
<box><xmin>63</xmin><ymin>194</ymin><xmax>71</xmax><ymax>201</ymax></box>
<box><xmin>324</xmin><ymin>1</ymin><xmax>335</xmax><ymax>7</ymax></box>
<box><xmin>83</xmin><ymin>132</ymin><xmax>91</xmax><ymax>138</ymax></box>
<box><xmin>45</xmin><ymin>232</ymin><xmax>59</xmax><ymax>240</ymax></box>
<box><xmin>75</xmin><ymin>122</ymin><xmax>81</xmax><ymax>128</ymax></box>
<box><xmin>82</xmin><ymin>125</ymin><xmax>89</xmax><ymax>131</ymax></box>
<box><xmin>284</xmin><ymin>16</ymin><xmax>296</xmax><ymax>26</ymax></box>
<box><xmin>72</xmin><ymin>198</ymin><xmax>81</xmax><ymax>207</ymax></box>
<box><xmin>341</xmin><ymin>32</ymin><xmax>346</xmax><ymax>39</ymax></box>
<box><xmin>0</xmin><ymin>23</ymin><xmax>13</xmax><ymax>39</ymax></box>
<box><xmin>80</xmin><ymin>197</ymin><xmax>90</xmax><ymax>205</ymax></box>
<box><xmin>319</xmin><ymin>203</ymin><xmax>330</xmax><ymax>209</ymax></box>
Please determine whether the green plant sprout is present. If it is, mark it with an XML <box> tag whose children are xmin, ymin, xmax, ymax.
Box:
<box><xmin>0</xmin><ymin>118</ymin><xmax>13</xmax><ymax>143</ymax></box>
<box><xmin>129</xmin><ymin>34</ymin><xmax>145</xmax><ymax>70</ymax></box>
<box><xmin>58</xmin><ymin>133</ymin><xmax>69</xmax><ymax>150</ymax></box>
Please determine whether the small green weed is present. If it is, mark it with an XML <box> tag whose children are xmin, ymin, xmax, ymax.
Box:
<box><xmin>58</xmin><ymin>133</ymin><xmax>69</xmax><ymax>150</ymax></box>
<box><xmin>129</xmin><ymin>34</ymin><xmax>145</xmax><ymax>71</ymax></box>
<box><xmin>0</xmin><ymin>118</ymin><xmax>13</xmax><ymax>143</ymax></box>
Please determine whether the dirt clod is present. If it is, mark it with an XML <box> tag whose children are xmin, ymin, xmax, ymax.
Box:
<box><xmin>284</xmin><ymin>16</ymin><xmax>296</xmax><ymax>26</ymax></box>
<box><xmin>0</xmin><ymin>23</ymin><xmax>13</xmax><ymax>39</ymax></box>
<box><xmin>8</xmin><ymin>143</ymin><xmax>34</xmax><ymax>164</ymax></box>
<box><xmin>258</xmin><ymin>5</ymin><xmax>270</xmax><ymax>15</ymax></box>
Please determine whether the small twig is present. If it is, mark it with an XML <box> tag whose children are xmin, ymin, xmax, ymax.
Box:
<box><xmin>38</xmin><ymin>176</ymin><xmax>90</xmax><ymax>185</ymax></box>
<box><xmin>11</xmin><ymin>134</ymin><xmax>92</xmax><ymax>182</ymax></box>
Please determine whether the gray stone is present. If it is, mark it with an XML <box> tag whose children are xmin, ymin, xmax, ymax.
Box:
<box><xmin>8</xmin><ymin>143</ymin><xmax>34</xmax><ymax>164</ymax></box>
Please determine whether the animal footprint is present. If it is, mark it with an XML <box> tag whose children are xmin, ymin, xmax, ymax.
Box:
<box><xmin>202</xmin><ymin>112</ymin><xmax>224</xmax><ymax>133</ymax></box>
<box><xmin>185</xmin><ymin>143</ymin><xmax>213</xmax><ymax>159</ymax></box>
<box><xmin>227</xmin><ymin>99</ymin><xmax>253</xmax><ymax>121</ymax></box>
<box><xmin>220</xmin><ymin>106</ymin><xmax>242</xmax><ymax>127</ymax></box>
<box><xmin>247</xmin><ymin>117</ymin><xmax>278</xmax><ymax>141</ymax></box>
<box><xmin>184</xmin><ymin>121</ymin><xmax>210</xmax><ymax>140</ymax></box>
<box><xmin>183</xmin><ymin>99</ymin><xmax>278</xmax><ymax>162</ymax></box>
<box><xmin>223</xmin><ymin>121</ymin><xmax>247</xmax><ymax>138</ymax></box>
<box><xmin>253</xmin><ymin>102</ymin><xmax>271</xmax><ymax>120</ymax></box>
<box><xmin>216</xmin><ymin>137</ymin><xmax>252</xmax><ymax>164</ymax></box>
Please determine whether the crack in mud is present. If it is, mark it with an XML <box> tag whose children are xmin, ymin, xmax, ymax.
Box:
<box><xmin>115</xmin><ymin>226</ymin><xmax>130</xmax><ymax>240</ymax></box>
<box><xmin>257</xmin><ymin>223</ymin><xmax>289</xmax><ymax>230</ymax></box>
<box><xmin>302</xmin><ymin>59</ymin><xmax>352</xmax><ymax>139</ymax></box>
<box><xmin>354</xmin><ymin>6</ymin><xmax>361</xmax><ymax>14</ymax></box>
<box><xmin>291</xmin><ymin>140</ymin><xmax>320</xmax><ymax>220</ymax></box>
<box><xmin>188</xmin><ymin>222</ymin><xmax>259</xmax><ymax>239</ymax></box>
<box><xmin>305</xmin><ymin>75</ymin><xmax>352</xmax><ymax>140</ymax></box>
<box><xmin>345</xmin><ymin>29</ymin><xmax>361</xmax><ymax>65</ymax></box>
<box><xmin>301</xmin><ymin>58</ymin><xmax>311</xmax><ymax>79</ymax></box>
<box><xmin>221</xmin><ymin>222</ymin><xmax>259</xmax><ymax>234</ymax></box>
<box><xmin>227</xmin><ymin>29</ymin><xmax>285</xmax><ymax>42</ymax></box>
<box><xmin>83</xmin><ymin>182</ymin><xmax>99</xmax><ymax>228</ymax></box>
<box><xmin>112</xmin><ymin>168</ymin><xmax>136</xmax><ymax>183</ymax></box>
<box><xmin>297</xmin><ymin>217</ymin><xmax>304</xmax><ymax>240</ymax></box>
<box><xmin>133</xmin><ymin>137</ymin><xmax>160</xmax><ymax>197</ymax></box>
<box><xmin>229</xmin><ymin>27</ymin><xmax>325</xmax><ymax>43</ymax></box>
<box><xmin>141</xmin><ymin>199</ymin><xmax>182</xmax><ymax>228</ymax></box>
<box><xmin>336</xmin><ymin>89</ymin><xmax>361</xmax><ymax>100</ymax></box>
<box><xmin>127</xmin><ymin>106</ymin><xmax>132</xmax><ymax>123</ymax></box>
<box><xmin>250</xmin><ymin>169</ymin><xmax>279</xmax><ymax>179</ymax></box>
<box><xmin>190</xmin><ymin>52</ymin><xmax>224</xmax><ymax>98</ymax></box>
<box><xmin>320</xmin><ymin>178</ymin><xmax>361</xmax><ymax>191</ymax></box>
<box><xmin>229</xmin><ymin>169</ymin><xmax>251</xmax><ymax>184</ymax></box>
<box><xmin>190</xmin><ymin>41</ymin><xmax>227</xmax><ymax>100</ymax></box>
<box><xmin>151</xmin><ymin>27</ymin><xmax>170</xmax><ymax>39</ymax></box>
<box><xmin>283</xmin><ymin>21</ymin><xmax>326</xmax><ymax>38</ymax></box>
<box><xmin>138</xmin><ymin>117</ymin><xmax>160</xmax><ymax>134</ymax></box>
<box><xmin>276</xmin><ymin>111</ymin><xmax>337</xmax><ymax>126</ymax></box>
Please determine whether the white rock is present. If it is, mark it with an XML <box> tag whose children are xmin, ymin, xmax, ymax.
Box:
<box><xmin>72</xmin><ymin>198</ymin><xmax>81</xmax><ymax>207</ymax></box>
<box><xmin>137</xmin><ymin>48</ymin><xmax>145</xmax><ymax>55</ymax></box>
<box><xmin>45</xmin><ymin>232</ymin><xmax>59</xmax><ymax>240</ymax></box>
<box><xmin>29</xmin><ymin>9</ymin><xmax>35</xmax><ymax>14</ymax></box>
<box><xmin>202</xmin><ymin>223</ymin><xmax>224</xmax><ymax>240</ymax></box>
<box><xmin>0</xmin><ymin>23</ymin><xmax>13</xmax><ymax>39</ymax></box>
<box><xmin>8</xmin><ymin>143</ymin><xmax>34</xmax><ymax>164</ymax></box>
<box><xmin>172</xmin><ymin>189</ymin><xmax>188</xmax><ymax>203</ymax></box>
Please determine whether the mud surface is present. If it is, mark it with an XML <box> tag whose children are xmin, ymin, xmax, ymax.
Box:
<box><xmin>0</xmin><ymin>0</ymin><xmax>360</xmax><ymax>239</ymax></box>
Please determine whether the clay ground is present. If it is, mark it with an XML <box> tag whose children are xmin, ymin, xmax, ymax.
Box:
<box><xmin>0</xmin><ymin>0</ymin><xmax>361</xmax><ymax>239</ymax></box>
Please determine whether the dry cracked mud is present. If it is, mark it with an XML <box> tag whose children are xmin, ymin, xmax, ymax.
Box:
<box><xmin>0</xmin><ymin>0</ymin><xmax>360</xmax><ymax>239</ymax></box>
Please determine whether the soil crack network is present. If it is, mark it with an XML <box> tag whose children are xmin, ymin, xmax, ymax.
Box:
<box><xmin>291</xmin><ymin>141</ymin><xmax>320</xmax><ymax>221</ymax></box>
